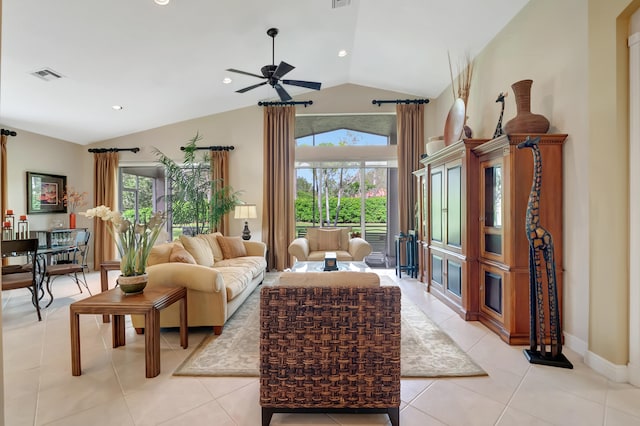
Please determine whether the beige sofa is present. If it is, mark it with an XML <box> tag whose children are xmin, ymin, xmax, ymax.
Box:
<box><xmin>288</xmin><ymin>227</ymin><xmax>372</xmax><ymax>262</ymax></box>
<box><xmin>131</xmin><ymin>232</ymin><xmax>267</xmax><ymax>335</ymax></box>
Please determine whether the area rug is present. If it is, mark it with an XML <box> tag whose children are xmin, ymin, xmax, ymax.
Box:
<box><xmin>174</xmin><ymin>275</ymin><xmax>486</xmax><ymax>378</ymax></box>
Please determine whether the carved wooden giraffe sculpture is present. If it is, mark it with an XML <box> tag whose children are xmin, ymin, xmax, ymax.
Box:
<box><xmin>493</xmin><ymin>92</ymin><xmax>507</xmax><ymax>138</ymax></box>
<box><xmin>517</xmin><ymin>136</ymin><xmax>572</xmax><ymax>368</ymax></box>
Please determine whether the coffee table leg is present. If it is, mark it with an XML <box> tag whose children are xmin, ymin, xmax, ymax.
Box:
<box><xmin>180</xmin><ymin>294</ymin><xmax>188</xmax><ymax>349</ymax></box>
<box><xmin>112</xmin><ymin>315</ymin><xmax>126</xmax><ymax>348</ymax></box>
<box><xmin>70</xmin><ymin>309</ymin><xmax>81</xmax><ymax>376</ymax></box>
<box><xmin>145</xmin><ymin>309</ymin><xmax>161</xmax><ymax>378</ymax></box>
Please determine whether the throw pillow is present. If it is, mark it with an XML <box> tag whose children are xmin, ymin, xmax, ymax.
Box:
<box><xmin>179</xmin><ymin>234</ymin><xmax>214</xmax><ymax>267</ymax></box>
<box><xmin>198</xmin><ymin>232</ymin><xmax>224</xmax><ymax>262</ymax></box>
<box><xmin>316</xmin><ymin>228</ymin><xmax>342</xmax><ymax>251</ymax></box>
<box><xmin>146</xmin><ymin>242</ymin><xmax>175</xmax><ymax>266</ymax></box>
<box><xmin>216</xmin><ymin>235</ymin><xmax>247</xmax><ymax>259</ymax></box>
<box><xmin>305</xmin><ymin>227</ymin><xmax>319</xmax><ymax>251</ymax></box>
<box><xmin>169</xmin><ymin>244</ymin><xmax>196</xmax><ymax>264</ymax></box>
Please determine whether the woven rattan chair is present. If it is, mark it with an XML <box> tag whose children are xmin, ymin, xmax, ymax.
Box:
<box><xmin>259</xmin><ymin>274</ymin><xmax>401</xmax><ymax>426</ymax></box>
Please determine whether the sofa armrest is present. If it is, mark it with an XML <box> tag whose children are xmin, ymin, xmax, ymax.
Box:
<box><xmin>146</xmin><ymin>263</ymin><xmax>224</xmax><ymax>293</ymax></box>
<box><xmin>243</xmin><ymin>240</ymin><xmax>267</xmax><ymax>257</ymax></box>
<box><xmin>348</xmin><ymin>237</ymin><xmax>372</xmax><ymax>261</ymax></box>
<box><xmin>288</xmin><ymin>238</ymin><xmax>309</xmax><ymax>261</ymax></box>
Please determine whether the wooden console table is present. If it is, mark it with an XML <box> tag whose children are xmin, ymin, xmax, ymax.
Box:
<box><xmin>70</xmin><ymin>286</ymin><xmax>187</xmax><ymax>378</ymax></box>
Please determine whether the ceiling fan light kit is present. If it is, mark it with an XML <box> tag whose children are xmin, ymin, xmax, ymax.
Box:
<box><xmin>226</xmin><ymin>28</ymin><xmax>322</xmax><ymax>102</ymax></box>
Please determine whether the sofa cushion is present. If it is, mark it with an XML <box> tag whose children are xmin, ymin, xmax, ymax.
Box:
<box><xmin>217</xmin><ymin>236</ymin><xmax>247</xmax><ymax>259</ymax></box>
<box><xmin>169</xmin><ymin>244</ymin><xmax>196</xmax><ymax>264</ymax></box>
<box><xmin>147</xmin><ymin>242</ymin><xmax>176</xmax><ymax>266</ymax></box>
<box><xmin>179</xmin><ymin>235</ymin><xmax>214</xmax><ymax>267</ymax></box>
<box><xmin>215</xmin><ymin>266</ymin><xmax>253</xmax><ymax>300</ymax></box>
<box><xmin>308</xmin><ymin>250</ymin><xmax>353</xmax><ymax>261</ymax></box>
<box><xmin>198</xmin><ymin>232</ymin><xmax>224</xmax><ymax>262</ymax></box>
<box><xmin>306</xmin><ymin>227</ymin><xmax>351</xmax><ymax>251</ymax></box>
<box><xmin>277</xmin><ymin>271</ymin><xmax>380</xmax><ymax>288</ymax></box>
<box><xmin>215</xmin><ymin>256</ymin><xmax>267</xmax><ymax>279</ymax></box>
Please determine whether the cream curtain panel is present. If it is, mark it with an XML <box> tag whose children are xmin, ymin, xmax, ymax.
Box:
<box><xmin>210</xmin><ymin>150</ymin><xmax>230</xmax><ymax>235</ymax></box>
<box><xmin>397</xmin><ymin>103</ymin><xmax>425</xmax><ymax>233</ymax></box>
<box><xmin>92</xmin><ymin>152</ymin><xmax>118</xmax><ymax>269</ymax></box>
<box><xmin>1</xmin><ymin>134</ymin><xmax>8</xmax><ymax>266</ymax></box>
<box><xmin>263</xmin><ymin>106</ymin><xmax>296</xmax><ymax>271</ymax></box>
<box><xmin>1</xmin><ymin>134</ymin><xmax>7</xmax><ymax>221</ymax></box>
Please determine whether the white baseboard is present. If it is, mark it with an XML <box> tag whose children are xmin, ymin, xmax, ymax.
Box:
<box><xmin>563</xmin><ymin>331</ymin><xmax>588</xmax><ymax>357</ymax></box>
<box><xmin>584</xmin><ymin>350</ymin><xmax>629</xmax><ymax>382</ymax></box>
<box><xmin>628</xmin><ymin>361</ymin><xmax>640</xmax><ymax>387</ymax></box>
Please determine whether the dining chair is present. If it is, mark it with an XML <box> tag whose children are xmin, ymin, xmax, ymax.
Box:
<box><xmin>1</xmin><ymin>238</ymin><xmax>42</xmax><ymax>321</ymax></box>
<box><xmin>44</xmin><ymin>230</ymin><xmax>92</xmax><ymax>307</ymax></box>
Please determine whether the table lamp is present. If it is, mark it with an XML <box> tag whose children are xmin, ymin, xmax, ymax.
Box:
<box><xmin>234</xmin><ymin>204</ymin><xmax>257</xmax><ymax>240</ymax></box>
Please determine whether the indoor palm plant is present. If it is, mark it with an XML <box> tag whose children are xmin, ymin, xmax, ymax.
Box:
<box><xmin>83</xmin><ymin>205</ymin><xmax>166</xmax><ymax>294</ymax></box>
<box><xmin>154</xmin><ymin>132</ymin><xmax>241</xmax><ymax>235</ymax></box>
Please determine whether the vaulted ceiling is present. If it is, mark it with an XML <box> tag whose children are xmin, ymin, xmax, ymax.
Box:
<box><xmin>0</xmin><ymin>0</ymin><xmax>529</xmax><ymax>144</ymax></box>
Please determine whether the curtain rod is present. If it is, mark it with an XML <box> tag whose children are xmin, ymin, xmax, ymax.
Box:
<box><xmin>258</xmin><ymin>100</ymin><xmax>313</xmax><ymax>107</ymax></box>
<box><xmin>371</xmin><ymin>99</ymin><xmax>430</xmax><ymax>106</ymax></box>
<box><xmin>180</xmin><ymin>145</ymin><xmax>235</xmax><ymax>151</ymax></box>
<box><xmin>1</xmin><ymin>129</ymin><xmax>17</xmax><ymax>137</ymax></box>
<box><xmin>87</xmin><ymin>147</ymin><xmax>140</xmax><ymax>153</ymax></box>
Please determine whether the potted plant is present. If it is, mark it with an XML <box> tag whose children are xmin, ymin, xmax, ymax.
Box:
<box><xmin>83</xmin><ymin>205</ymin><xmax>166</xmax><ymax>294</ymax></box>
<box><xmin>154</xmin><ymin>132</ymin><xmax>241</xmax><ymax>235</ymax></box>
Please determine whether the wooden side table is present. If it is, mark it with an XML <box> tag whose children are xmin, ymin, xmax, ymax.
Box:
<box><xmin>100</xmin><ymin>260</ymin><xmax>121</xmax><ymax>323</ymax></box>
<box><xmin>70</xmin><ymin>286</ymin><xmax>187</xmax><ymax>378</ymax></box>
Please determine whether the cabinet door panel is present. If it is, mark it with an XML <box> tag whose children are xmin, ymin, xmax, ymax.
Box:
<box><xmin>447</xmin><ymin>259</ymin><xmax>462</xmax><ymax>297</ymax></box>
<box><xmin>430</xmin><ymin>170</ymin><xmax>443</xmax><ymax>242</ymax></box>
<box><xmin>446</xmin><ymin>165</ymin><xmax>462</xmax><ymax>247</ymax></box>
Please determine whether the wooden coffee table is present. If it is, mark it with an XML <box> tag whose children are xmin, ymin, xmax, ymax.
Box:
<box><xmin>70</xmin><ymin>286</ymin><xmax>187</xmax><ymax>378</ymax></box>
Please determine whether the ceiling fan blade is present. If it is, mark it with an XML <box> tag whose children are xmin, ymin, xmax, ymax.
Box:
<box><xmin>226</xmin><ymin>68</ymin><xmax>266</xmax><ymax>79</ymax></box>
<box><xmin>236</xmin><ymin>81</ymin><xmax>268</xmax><ymax>93</ymax></box>
<box><xmin>272</xmin><ymin>61</ymin><xmax>295</xmax><ymax>80</ymax></box>
<box><xmin>273</xmin><ymin>83</ymin><xmax>292</xmax><ymax>101</ymax></box>
<box><xmin>282</xmin><ymin>80</ymin><xmax>322</xmax><ymax>91</ymax></box>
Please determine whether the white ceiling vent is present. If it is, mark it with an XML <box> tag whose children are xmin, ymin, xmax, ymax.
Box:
<box><xmin>31</xmin><ymin>68</ymin><xmax>63</xmax><ymax>81</ymax></box>
<box><xmin>332</xmin><ymin>0</ymin><xmax>350</xmax><ymax>8</ymax></box>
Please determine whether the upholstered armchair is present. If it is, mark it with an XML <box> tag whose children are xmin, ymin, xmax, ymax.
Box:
<box><xmin>259</xmin><ymin>271</ymin><xmax>401</xmax><ymax>426</ymax></box>
<box><xmin>288</xmin><ymin>227</ymin><xmax>372</xmax><ymax>261</ymax></box>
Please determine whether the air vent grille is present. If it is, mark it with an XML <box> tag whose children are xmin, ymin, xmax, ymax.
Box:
<box><xmin>332</xmin><ymin>0</ymin><xmax>351</xmax><ymax>8</ymax></box>
<box><xmin>31</xmin><ymin>68</ymin><xmax>63</xmax><ymax>81</ymax></box>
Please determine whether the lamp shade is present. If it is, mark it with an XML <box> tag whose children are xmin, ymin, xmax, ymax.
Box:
<box><xmin>234</xmin><ymin>204</ymin><xmax>257</xmax><ymax>220</ymax></box>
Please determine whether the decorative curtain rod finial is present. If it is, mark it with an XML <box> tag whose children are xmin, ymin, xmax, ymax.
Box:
<box><xmin>1</xmin><ymin>129</ymin><xmax>17</xmax><ymax>137</ymax></box>
<box><xmin>372</xmin><ymin>99</ymin><xmax>430</xmax><ymax>106</ymax></box>
<box><xmin>87</xmin><ymin>147</ymin><xmax>140</xmax><ymax>153</ymax></box>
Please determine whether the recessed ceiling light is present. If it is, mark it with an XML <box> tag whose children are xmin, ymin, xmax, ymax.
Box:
<box><xmin>154</xmin><ymin>0</ymin><xmax>169</xmax><ymax>5</ymax></box>
<box><xmin>112</xmin><ymin>105</ymin><xmax>123</xmax><ymax>110</ymax></box>
<box><xmin>338</xmin><ymin>50</ymin><xmax>348</xmax><ymax>57</ymax></box>
<box><xmin>223</xmin><ymin>77</ymin><xmax>232</xmax><ymax>84</ymax></box>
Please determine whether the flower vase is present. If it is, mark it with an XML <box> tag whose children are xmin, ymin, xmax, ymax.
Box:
<box><xmin>117</xmin><ymin>274</ymin><xmax>148</xmax><ymax>295</ymax></box>
<box><xmin>69</xmin><ymin>212</ymin><xmax>76</xmax><ymax>229</ymax></box>
<box><xmin>503</xmin><ymin>79</ymin><xmax>549</xmax><ymax>135</ymax></box>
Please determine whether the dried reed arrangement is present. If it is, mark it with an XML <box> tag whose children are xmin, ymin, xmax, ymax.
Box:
<box><xmin>448</xmin><ymin>51</ymin><xmax>474</xmax><ymax>122</ymax></box>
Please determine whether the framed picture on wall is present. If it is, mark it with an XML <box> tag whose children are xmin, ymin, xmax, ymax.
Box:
<box><xmin>26</xmin><ymin>172</ymin><xmax>67</xmax><ymax>214</ymax></box>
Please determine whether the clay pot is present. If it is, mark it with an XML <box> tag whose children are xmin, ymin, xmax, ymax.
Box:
<box><xmin>117</xmin><ymin>273</ymin><xmax>148</xmax><ymax>295</ymax></box>
<box><xmin>503</xmin><ymin>79</ymin><xmax>549</xmax><ymax>135</ymax></box>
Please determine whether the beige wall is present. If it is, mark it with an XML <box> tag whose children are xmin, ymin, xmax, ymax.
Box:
<box><xmin>428</xmin><ymin>0</ymin><xmax>591</xmax><ymax>351</ymax></box>
<box><xmin>92</xmin><ymin>84</ymin><xmax>421</xmax><ymax>241</ymax></box>
<box><xmin>427</xmin><ymin>0</ymin><xmax>640</xmax><ymax>370</ymax></box>
<box><xmin>3</xmin><ymin>130</ymin><xmax>93</xmax><ymax>237</ymax></box>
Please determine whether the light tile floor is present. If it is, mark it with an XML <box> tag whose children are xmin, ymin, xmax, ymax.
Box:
<box><xmin>2</xmin><ymin>270</ymin><xmax>640</xmax><ymax>425</ymax></box>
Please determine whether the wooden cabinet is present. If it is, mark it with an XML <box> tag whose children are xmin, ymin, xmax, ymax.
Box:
<box><xmin>419</xmin><ymin>139</ymin><xmax>487</xmax><ymax>320</ymax></box>
<box><xmin>414</xmin><ymin>134</ymin><xmax>566</xmax><ymax>344</ymax></box>
<box><xmin>472</xmin><ymin>134</ymin><xmax>567</xmax><ymax>344</ymax></box>
<box><xmin>413</xmin><ymin>167</ymin><xmax>428</xmax><ymax>282</ymax></box>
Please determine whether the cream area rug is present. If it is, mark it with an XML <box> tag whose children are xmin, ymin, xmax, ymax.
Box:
<box><xmin>174</xmin><ymin>274</ymin><xmax>486</xmax><ymax>378</ymax></box>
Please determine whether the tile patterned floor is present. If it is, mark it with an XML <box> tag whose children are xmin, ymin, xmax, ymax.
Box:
<box><xmin>2</xmin><ymin>270</ymin><xmax>640</xmax><ymax>425</ymax></box>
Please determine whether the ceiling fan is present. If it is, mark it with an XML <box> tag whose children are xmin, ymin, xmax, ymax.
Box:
<box><xmin>226</xmin><ymin>28</ymin><xmax>322</xmax><ymax>102</ymax></box>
